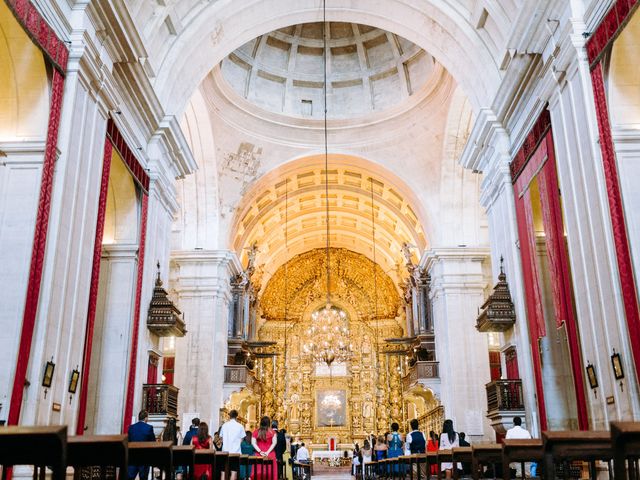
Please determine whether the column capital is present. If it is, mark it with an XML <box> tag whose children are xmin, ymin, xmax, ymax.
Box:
<box><xmin>170</xmin><ymin>249</ymin><xmax>241</xmax><ymax>297</ymax></box>
<box><xmin>423</xmin><ymin>247</ymin><xmax>490</xmax><ymax>295</ymax></box>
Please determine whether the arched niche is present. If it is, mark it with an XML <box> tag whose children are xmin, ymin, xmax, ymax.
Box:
<box><xmin>103</xmin><ymin>149</ymin><xmax>139</xmax><ymax>245</ymax></box>
<box><xmin>608</xmin><ymin>9</ymin><xmax>640</xmax><ymax>128</ymax></box>
<box><xmin>0</xmin><ymin>1</ymin><xmax>50</xmax><ymax>142</ymax></box>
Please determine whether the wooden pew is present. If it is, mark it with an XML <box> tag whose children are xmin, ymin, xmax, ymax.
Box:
<box><xmin>228</xmin><ymin>453</ymin><xmax>241</xmax><ymax>480</ymax></box>
<box><xmin>471</xmin><ymin>444</ymin><xmax>503</xmax><ymax>480</ymax></box>
<box><xmin>129</xmin><ymin>441</ymin><xmax>173</xmax><ymax>480</ymax></box>
<box><xmin>426</xmin><ymin>452</ymin><xmax>438</xmax><ymax>480</ymax></box>
<box><xmin>238</xmin><ymin>455</ymin><xmax>250</xmax><ymax>480</ymax></box>
<box><xmin>364</xmin><ymin>460</ymin><xmax>377</xmax><ymax>480</ymax></box>
<box><xmin>542</xmin><ymin>431</ymin><xmax>613</xmax><ymax>480</ymax></box>
<box><xmin>436</xmin><ymin>449</ymin><xmax>453</xmax><ymax>480</ymax></box>
<box><xmin>611</xmin><ymin>422</ymin><xmax>640</xmax><ymax>480</ymax></box>
<box><xmin>67</xmin><ymin>434</ymin><xmax>127</xmax><ymax>480</ymax></box>
<box><xmin>501</xmin><ymin>439</ymin><xmax>543</xmax><ymax>480</ymax></box>
<box><xmin>399</xmin><ymin>455</ymin><xmax>413</xmax><ymax>480</ymax></box>
<box><xmin>0</xmin><ymin>426</ymin><xmax>67</xmax><ymax>480</ymax></box>
<box><xmin>173</xmin><ymin>446</ymin><xmax>195</xmax><ymax>480</ymax></box>
<box><xmin>213</xmin><ymin>452</ymin><xmax>229</xmax><ymax>480</ymax></box>
<box><xmin>194</xmin><ymin>450</ymin><xmax>216</xmax><ymax>480</ymax></box>
<box><xmin>451</xmin><ymin>447</ymin><xmax>472</xmax><ymax>480</ymax></box>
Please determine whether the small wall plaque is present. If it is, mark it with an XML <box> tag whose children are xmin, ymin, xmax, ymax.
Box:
<box><xmin>52</xmin><ymin>402</ymin><xmax>62</xmax><ymax>412</ymax></box>
<box><xmin>606</xmin><ymin>396</ymin><xmax>615</xmax><ymax>405</ymax></box>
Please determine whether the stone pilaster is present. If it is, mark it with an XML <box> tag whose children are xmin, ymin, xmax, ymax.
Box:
<box><xmin>170</xmin><ymin>250</ymin><xmax>241</xmax><ymax>431</ymax></box>
<box><xmin>426</xmin><ymin>247</ymin><xmax>493</xmax><ymax>442</ymax></box>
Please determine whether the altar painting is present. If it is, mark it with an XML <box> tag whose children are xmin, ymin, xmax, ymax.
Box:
<box><xmin>316</xmin><ymin>390</ymin><xmax>346</xmax><ymax>427</ymax></box>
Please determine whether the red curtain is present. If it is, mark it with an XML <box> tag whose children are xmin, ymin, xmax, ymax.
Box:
<box><xmin>489</xmin><ymin>351</ymin><xmax>502</xmax><ymax>381</ymax></box>
<box><xmin>163</xmin><ymin>356</ymin><xmax>175</xmax><ymax>385</ymax></box>
<box><xmin>505</xmin><ymin>349</ymin><xmax>520</xmax><ymax>380</ymax></box>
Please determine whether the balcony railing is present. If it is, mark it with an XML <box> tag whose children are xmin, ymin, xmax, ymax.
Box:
<box><xmin>486</xmin><ymin>379</ymin><xmax>524</xmax><ymax>412</ymax></box>
<box><xmin>403</xmin><ymin>361</ymin><xmax>439</xmax><ymax>390</ymax></box>
<box><xmin>142</xmin><ymin>384</ymin><xmax>179</xmax><ymax>417</ymax></box>
<box><xmin>224</xmin><ymin>365</ymin><xmax>248</xmax><ymax>384</ymax></box>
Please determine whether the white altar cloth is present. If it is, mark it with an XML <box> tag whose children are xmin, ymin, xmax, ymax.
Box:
<box><xmin>311</xmin><ymin>450</ymin><xmax>346</xmax><ymax>461</ymax></box>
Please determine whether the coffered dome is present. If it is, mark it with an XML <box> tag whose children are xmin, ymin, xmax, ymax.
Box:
<box><xmin>220</xmin><ymin>22</ymin><xmax>435</xmax><ymax>119</ymax></box>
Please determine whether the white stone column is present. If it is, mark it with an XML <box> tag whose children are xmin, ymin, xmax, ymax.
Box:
<box><xmin>171</xmin><ymin>250</ymin><xmax>241</xmax><ymax>431</ymax></box>
<box><xmin>548</xmin><ymin>46</ymin><xmax>640</xmax><ymax>424</ymax></box>
<box><xmin>0</xmin><ymin>141</ymin><xmax>45</xmax><ymax>421</ymax></box>
<box><xmin>85</xmin><ymin>244</ymin><xmax>138</xmax><ymax>434</ymax></box>
<box><xmin>426</xmin><ymin>247</ymin><xmax>493</xmax><ymax>442</ymax></box>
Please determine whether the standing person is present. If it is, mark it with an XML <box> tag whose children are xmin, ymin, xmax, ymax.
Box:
<box><xmin>272</xmin><ymin>422</ymin><xmax>287</xmax><ymax>478</ymax></box>
<box><xmin>193</xmin><ymin>423</ymin><xmax>213</xmax><ymax>480</ymax></box>
<box><xmin>240</xmin><ymin>431</ymin><xmax>255</xmax><ymax>480</ymax></box>
<box><xmin>352</xmin><ymin>443</ymin><xmax>361</xmax><ymax>477</ymax></box>
<box><xmin>183</xmin><ymin>418</ymin><xmax>200</xmax><ymax>446</ymax></box>
<box><xmin>221</xmin><ymin>410</ymin><xmax>247</xmax><ymax>453</ymax></box>
<box><xmin>387</xmin><ymin>423</ymin><xmax>404</xmax><ymax>474</ymax></box>
<box><xmin>374</xmin><ymin>435</ymin><xmax>388</xmax><ymax>460</ymax></box>
<box><xmin>252</xmin><ymin>416</ymin><xmax>278</xmax><ymax>480</ymax></box>
<box><xmin>505</xmin><ymin>417</ymin><xmax>532</xmax><ymax>477</ymax></box>
<box><xmin>426</xmin><ymin>430</ymin><xmax>439</xmax><ymax>475</ymax></box>
<box><xmin>361</xmin><ymin>440</ymin><xmax>372</xmax><ymax>480</ymax></box>
<box><xmin>221</xmin><ymin>410</ymin><xmax>247</xmax><ymax>480</ymax></box>
<box><xmin>295</xmin><ymin>443</ymin><xmax>310</xmax><ymax>463</ymax></box>
<box><xmin>439</xmin><ymin>419</ymin><xmax>461</xmax><ymax>479</ymax></box>
<box><xmin>406</xmin><ymin>419</ymin><xmax>426</xmax><ymax>454</ymax></box>
<box><xmin>127</xmin><ymin>410</ymin><xmax>156</xmax><ymax>480</ymax></box>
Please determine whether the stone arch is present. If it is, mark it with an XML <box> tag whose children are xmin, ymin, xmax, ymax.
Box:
<box><xmin>103</xmin><ymin>150</ymin><xmax>139</xmax><ymax>245</ymax></box>
<box><xmin>0</xmin><ymin>1</ymin><xmax>50</xmax><ymax>141</ymax></box>
<box><xmin>153</xmin><ymin>0</ymin><xmax>502</xmax><ymax>117</ymax></box>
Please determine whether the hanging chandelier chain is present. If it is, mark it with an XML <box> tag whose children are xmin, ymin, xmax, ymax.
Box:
<box><xmin>323</xmin><ymin>0</ymin><xmax>331</xmax><ymax>306</ymax></box>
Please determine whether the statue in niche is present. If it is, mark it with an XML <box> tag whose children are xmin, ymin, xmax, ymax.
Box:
<box><xmin>402</xmin><ymin>242</ymin><xmax>416</xmax><ymax>271</ymax></box>
<box><xmin>301</xmin><ymin>403</ymin><xmax>311</xmax><ymax>429</ymax></box>
<box><xmin>289</xmin><ymin>394</ymin><xmax>300</xmax><ymax>421</ymax></box>
<box><xmin>362</xmin><ymin>399</ymin><xmax>373</xmax><ymax>419</ymax></box>
<box><xmin>362</xmin><ymin>336</ymin><xmax>371</xmax><ymax>356</ymax></box>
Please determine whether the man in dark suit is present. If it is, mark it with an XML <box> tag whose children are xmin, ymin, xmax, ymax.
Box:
<box><xmin>128</xmin><ymin>410</ymin><xmax>156</xmax><ymax>479</ymax></box>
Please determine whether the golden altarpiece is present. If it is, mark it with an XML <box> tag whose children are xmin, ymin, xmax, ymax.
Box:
<box><xmin>224</xmin><ymin>248</ymin><xmax>442</xmax><ymax>443</ymax></box>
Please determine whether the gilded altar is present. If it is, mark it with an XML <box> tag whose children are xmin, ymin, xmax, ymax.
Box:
<box><xmin>222</xmin><ymin>248</ymin><xmax>441</xmax><ymax>442</ymax></box>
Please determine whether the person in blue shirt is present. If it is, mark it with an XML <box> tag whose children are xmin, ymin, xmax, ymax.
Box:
<box><xmin>128</xmin><ymin>410</ymin><xmax>156</xmax><ymax>479</ymax></box>
<box><xmin>183</xmin><ymin>417</ymin><xmax>201</xmax><ymax>445</ymax></box>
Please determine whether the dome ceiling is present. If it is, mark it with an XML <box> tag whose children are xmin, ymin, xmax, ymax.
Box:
<box><xmin>220</xmin><ymin>22</ymin><xmax>435</xmax><ymax>119</ymax></box>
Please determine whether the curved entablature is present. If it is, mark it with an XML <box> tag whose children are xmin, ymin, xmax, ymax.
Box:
<box><xmin>231</xmin><ymin>154</ymin><xmax>428</xmax><ymax>287</ymax></box>
<box><xmin>259</xmin><ymin>247</ymin><xmax>400</xmax><ymax>322</ymax></box>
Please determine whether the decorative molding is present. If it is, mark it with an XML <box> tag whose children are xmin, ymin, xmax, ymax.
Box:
<box><xmin>586</xmin><ymin>0</ymin><xmax>640</xmax><ymax>68</ymax></box>
<box><xmin>123</xmin><ymin>193</ymin><xmax>149</xmax><ymax>433</ymax></box>
<box><xmin>8</xmin><ymin>69</ymin><xmax>66</xmax><ymax>426</ymax></box>
<box><xmin>76</xmin><ymin>137</ymin><xmax>113</xmax><ymax>435</ymax></box>
<box><xmin>4</xmin><ymin>0</ymin><xmax>69</xmax><ymax>73</ymax></box>
<box><xmin>509</xmin><ymin>109</ymin><xmax>552</xmax><ymax>183</ymax></box>
<box><xmin>106</xmin><ymin>118</ymin><xmax>150</xmax><ymax>193</ymax></box>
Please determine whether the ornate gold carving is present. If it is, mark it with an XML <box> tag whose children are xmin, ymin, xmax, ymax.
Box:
<box><xmin>260</xmin><ymin>248</ymin><xmax>400</xmax><ymax>321</ymax></box>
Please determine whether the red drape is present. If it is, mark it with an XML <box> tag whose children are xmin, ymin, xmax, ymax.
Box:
<box><xmin>123</xmin><ymin>193</ymin><xmax>149</xmax><ymax>432</ymax></box>
<box><xmin>8</xmin><ymin>68</ymin><xmax>65</xmax><ymax>425</ymax></box>
<box><xmin>75</xmin><ymin>139</ymin><xmax>113</xmax><ymax>434</ymax></box>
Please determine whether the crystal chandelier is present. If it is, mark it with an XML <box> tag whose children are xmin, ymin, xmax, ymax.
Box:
<box><xmin>303</xmin><ymin>305</ymin><xmax>351</xmax><ymax>366</ymax></box>
<box><xmin>302</xmin><ymin>0</ymin><xmax>352</xmax><ymax>368</ymax></box>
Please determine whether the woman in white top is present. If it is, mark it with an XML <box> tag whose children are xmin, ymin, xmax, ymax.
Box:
<box><xmin>438</xmin><ymin>419</ymin><xmax>462</xmax><ymax>479</ymax></box>
<box><xmin>361</xmin><ymin>440</ymin><xmax>372</xmax><ymax>479</ymax></box>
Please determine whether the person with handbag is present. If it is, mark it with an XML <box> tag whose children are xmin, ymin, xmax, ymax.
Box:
<box><xmin>192</xmin><ymin>422</ymin><xmax>213</xmax><ymax>480</ymax></box>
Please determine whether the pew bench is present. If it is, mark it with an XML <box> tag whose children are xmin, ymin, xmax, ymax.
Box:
<box><xmin>542</xmin><ymin>431</ymin><xmax>613</xmax><ymax>480</ymax></box>
<box><xmin>0</xmin><ymin>426</ymin><xmax>67</xmax><ymax>480</ymax></box>
<box><xmin>471</xmin><ymin>444</ymin><xmax>503</xmax><ymax>479</ymax></box>
<box><xmin>172</xmin><ymin>445</ymin><xmax>195</xmax><ymax>480</ymax></box>
<box><xmin>129</xmin><ymin>441</ymin><xmax>173</xmax><ymax>480</ymax></box>
<box><xmin>67</xmin><ymin>434</ymin><xmax>127</xmax><ymax>480</ymax></box>
<box><xmin>611</xmin><ymin>422</ymin><xmax>640</xmax><ymax>480</ymax></box>
<box><xmin>501</xmin><ymin>439</ymin><xmax>543</xmax><ymax>480</ymax></box>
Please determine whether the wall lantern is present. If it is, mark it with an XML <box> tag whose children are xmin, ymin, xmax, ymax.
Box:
<box><xmin>68</xmin><ymin>367</ymin><xmax>80</xmax><ymax>394</ymax></box>
<box><xmin>42</xmin><ymin>358</ymin><xmax>55</xmax><ymax>388</ymax></box>
<box><xmin>611</xmin><ymin>349</ymin><xmax>624</xmax><ymax>380</ymax></box>
<box><xmin>585</xmin><ymin>361</ymin><xmax>598</xmax><ymax>398</ymax></box>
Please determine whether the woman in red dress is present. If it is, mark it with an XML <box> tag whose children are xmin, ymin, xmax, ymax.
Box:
<box><xmin>193</xmin><ymin>422</ymin><xmax>213</xmax><ymax>479</ymax></box>
<box><xmin>427</xmin><ymin>430</ymin><xmax>439</xmax><ymax>475</ymax></box>
<box><xmin>251</xmin><ymin>416</ymin><xmax>278</xmax><ymax>480</ymax></box>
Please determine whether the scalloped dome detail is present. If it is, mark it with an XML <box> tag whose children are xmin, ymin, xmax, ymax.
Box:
<box><xmin>220</xmin><ymin>22</ymin><xmax>435</xmax><ymax>119</ymax></box>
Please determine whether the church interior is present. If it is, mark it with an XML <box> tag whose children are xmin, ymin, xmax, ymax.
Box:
<box><xmin>2</xmin><ymin>0</ymin><xmax>640</xmax><ymax>477</ymax></box>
